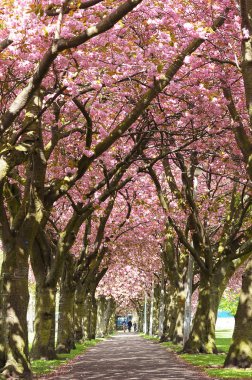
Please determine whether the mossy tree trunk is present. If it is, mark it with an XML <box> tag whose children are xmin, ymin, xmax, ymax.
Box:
<box><xmin>164</xmin><ymin>285</ymin><xmax>178</xmax><ymax>341</ymax></box>
<box><xmin>89</xmin><ymin>291</ymin><xmax>98</xmax><ymax>340</ymax></box>
<box><xmin>158</xmin><ymin>268</ymin><xmax>166</xmax><ymax>338</ymax></box>
<box><xmin>172</xmin><ymin>281</ymin><xmax>186</xmax><ymax>344</ymax></box>
<box><xmin>82</xmin><ymin>293</ymin><xmax>91</xmax><ymax>340</ymax></box>
<box><xmin>83</xmin><ymin>291</ymin><xmax>97</xmax><ymax>340</ymax></box>
<box><xmin>82</xmin><ymin>268</ymin><xmax>108</xmax><ymax>340</ymax></box>
<box><xmin>159</xmin><ymin>279</ymin><xmax>171</xmax><ymax>341</ymax></box>
<box><xmin>74</xmin><ymin>284</ymin><xmax>86</xmax><ymax>342</ymax></box>
<box><xmin>224</xmin><ymin>257</ymin><xmax>252</xmax><ymax>368</ymax></box>
<box><xmin>159</xmin><ymin>222</ymin><xmax>187</xmax><ymax>343</ymax></box>
<box><xmin>0</xmin><ymin>248</ymin><xmax>32</xmax><ymax>379</ymax></box>
<box><xmin>56</xmin><ymin>254</ymin><xmax>76</xmax><ymax>353</ymax></box>
<box><xmin>183</xmin><ymin>271</ymin><xmax>218</xmax><ymax>353</ymax></box>
<box><xmin>133</xmin><ymin>301</ymin><xmax>143</xmax><ymax>332</ymax></box>
<box><xmin>0</xmin><ymin>239</ymin><xmax>6</xmax><ymax>368</ymax></box>
<box><xmin>30</xmin><ymin>233</ymin><xmax>58</xmax><ymax>360</ymax></box>
<box><xmin>152</xmin><ymin>283</ymin><xmax>160</xmax><ymax>335</ymax></box>
<box><xmin>30</xmin><ymin>284</ymin><xmax>56</xmax><ymax>359</ymax></box>
<box><xmin>107</xmin><ymin>298</ymin><xmax>116</xmax><ymax>334</ymax></box>
<box><xmin>183</xmin><ymin>259</ymin><xmax>239</xmax><ymax>354</ymax></box>
<box><xmin>96</xmin><ymin>296</ymin><xmax>116</xmax><ymax>337</ymax></box>
<box><xmin>103</xmin><ymin>297</ymin><xmax>116</xmax><ymax>336</ymax></box>
<box><xmin>96</xmin><ymin>295</ymin><xmax>108</xmax><ymax>338</ymax></box>
<box><xmin>0</xmin><ymin>90</ymin><xmax>45</xmax><ymax>378</ymax></box>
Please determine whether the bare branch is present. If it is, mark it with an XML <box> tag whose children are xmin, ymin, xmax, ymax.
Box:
<box><xmin>0</xmin><ymin>37</ymin><xmax>13</xmax><ymax>52</ymax></box>
<box><xmin>73</xmin><ymin>98</ymin><xmax>93</xmax><ymax>148</ymax></box>
<box><xmin>46</xmin><ymin>0</ymin><xmax>104</xmax><ymax>16</ymax></box>
<box><xmin>168</xmin><ymin>216</ymin><xmax>208</xmax><ymax>273</ymax></box>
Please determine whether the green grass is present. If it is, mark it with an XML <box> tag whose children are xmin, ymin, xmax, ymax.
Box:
<box><xmin>143</xmin><ymin>330</ymin><xmax>252</xmax><ymax>379</ymax></box>
<box><xmin>140</xmin><ymin>333</ymin><xmax>160</xmax><ymax>342</ymax></box>
<box><xmin>181</xmin><ymin>330</ymin><xmax>252</xmax><ymax>379</ymax></box>
<box><xmin>32</xmin><ymin>339</ymin><xmax>102</xmax><ymax>376</ymax></box>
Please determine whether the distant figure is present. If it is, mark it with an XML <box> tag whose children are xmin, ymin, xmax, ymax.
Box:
<box><xmin>133</xmin><ymin>322</ymin><xmax>137</xmax><ymax>332</ymax></box>
<box><xmin>122</xmin><ymin>320</ymin><xmax>127</xmax><ymax>333</ymax></box>
<box><xmin>128</xmin><ymin>320</ymin><xmax>132</xmax><ymax>332</ymax></box>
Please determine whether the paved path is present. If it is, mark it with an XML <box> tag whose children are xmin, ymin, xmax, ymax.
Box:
<box><xmin>41</xmin><ymin>333</ymin><xmax>214</xmax><ymax>380</ymax></box>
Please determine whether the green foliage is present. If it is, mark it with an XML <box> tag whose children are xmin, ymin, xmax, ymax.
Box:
<box><xmin>219</xmin><ymin>292</ymin><xmax>239</xmax><ymax>316</ymax></box>
<box><xmin>32</xmin><ymin>339</ymin><xmax>102</xmax><ymax>375</ymax></box>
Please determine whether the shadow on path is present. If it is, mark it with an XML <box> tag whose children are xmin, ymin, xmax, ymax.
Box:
<box><xmin>40</xmin><ymin>333</ymin><xmax>215</xmax><ymax>380</ymax></box>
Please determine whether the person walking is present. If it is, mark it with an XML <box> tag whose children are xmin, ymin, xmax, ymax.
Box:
<box><xmin>122</xmin><ymin>320</ymin><xmax>127</xmax><ymax>333</ymax></box>
<box><xmin>127</xmin><ymin>320</ymin><xmax>132</xmax><ymax>332</ymax></box>
<box><xmin>133</xmin><ymin>322</ymin><xmax>137</xmax><ymax>332</ymax></box>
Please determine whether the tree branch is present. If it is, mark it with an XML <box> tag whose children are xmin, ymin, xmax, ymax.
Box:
<box><xmin>0</xmin><ymin>37</ymin><xmax>13</xmax><ymax>52</ymax></box>
<box><xmin>0</xmin><ymin>0</ymin><xmax>143</xmax><ymax>136</ymax></box>
<box><xmin>168</xmin><ymin>216</ymin><xmax>208</xmax><ymax>273</ymax></box>
<box><xmin>46</xmin><ymin>0</ymin><xmax>104</xmax><ymax>16</ymax></box>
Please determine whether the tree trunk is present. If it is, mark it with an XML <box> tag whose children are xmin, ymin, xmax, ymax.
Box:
<box><xmin>56</xmin><ymin>256</ymin><xmax>76</xmax><ymax>353</ymax></box>
<box><xmin>96</xmin><ymin>296</ymin><xmax>115</xmax><ymax>337</ymax></box>
<box><xmin>183</xmin><ymin>271</ymin><xmax>218</xmax><ymax>353</ymax></box>
<box><xmin>158</xmin><ymin>270</ymin><xmax>166</xmax><ymax>338</ymax></box>
<box><xmin>0</xmin><ymin>238</ymin><xmax>5</xmax><ymax>367</ymax></box>
<box><xmin>0</xmin><ymin>276</ymin><xmax>6</xmax><ymax>368</ymax></box>
<box><xmin>224</xmin><ymin>258</ymin><xmax>252</xmax><ymax>368</ymax></box>
<box><xmin>0</xmin><ymin>250</ymin><xmax>32</xmax><ymax>379</ymax></box>
<box><xmin>152</xmin><ymin>283</ymin><xmax>161</xmax><ymax>335</ymax></box>
<box><xmin>83</xmin><ymin>292</ymin><xmax>97</xmax><ymax>340</ymax></box>
<box><xmin>135</xmin><ymin>303</ymin><xmax>144</xmax><ymax>333</ymax></box>
<box><xmin>30</xmin><ymin>236</ymin><xmax>58</xmax><ymax>360</ymax></box>
<box><xmin>165</xmin><ymin>286</ymin><xmax>178</xmax><ymax>341</ymax></box>
<box><xmin>89</xmin><ymin>292</ymin><xmax>97</xmax><ymax>340</ymax></box>
<box><xmin>31</xmin><ymin>284</ymin><xmax>56</xmax><ymax>359</ymax></box>
<box><xmin>56</xmin><ymin>289</ymin><xmax>75</xmax><ymax>353</ymax></box>
<box><xmin>149</xmin><ymin>281</ymin><xmax>154</xmax><ymax>335</ymax></box>
<box><xmin>183</xmin><ymin>258</ymin><xmax>246</xmax><ymax>354</ymax></box>
<box><xmin>74</xmin><ymin>284</ymin><xmax>86</xmax><ymax>342</ymax></box>
<box><xmin>107</xmin><ymin>298</ymin><xmax>116</xmax><ymax>334</ymax></box>
<box><xmin>96</xmin><ymin>296</ymin><xmax>108</xmax><ymax>338</ymax></box>
<box><xmin>172</xmin><ymin>282</ymin><xmax>186</xmax><ymax>344</ymax></box>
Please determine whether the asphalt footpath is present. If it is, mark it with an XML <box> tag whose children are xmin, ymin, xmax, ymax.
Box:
<box><xmin>39</xmin><ymin>333</ymin><xmax>216</xmax><ymax>380</ymax></box>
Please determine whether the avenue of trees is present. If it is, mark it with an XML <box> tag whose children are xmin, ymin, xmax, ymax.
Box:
<box><xmin>2</xmin><ymin>0</ymin><xmax>252</xmax><ymax>378</ymax></box>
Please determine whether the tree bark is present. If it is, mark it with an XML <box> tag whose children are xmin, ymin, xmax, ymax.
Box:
<box><xmin>30</xmin><ymin>285</ymin><xmax>56</xmax><ymax>359</ymax></box>
<box><xmin>159</xmin><ymin>283</ymin><xmax>172</xmax><ymax>342</ymax></box>
<box><xmin>183</xmin><ymin>258</ymin><xmax>246</xmax><ymax>353</ymax></box>
<box><xmin>74</xmin><ymin>284</ymin><xmax>86</xmax><ymax>342</ymax></box>
<box><xmin>83</xmin><ymin>292</ymin><xmax>97</xmax><ymax>340</ymax></box>
<box><xmin>165</xmin><ymin>286</ymin><xmax>178</xmax><ymax>341</ymax></box>
<box><xmin>224</xmin><ymin>257</ymin><xmax>252</xmax><ymax>368</ymax></box>
<box><xmin>0</xmin><ymin>249</ymin><xmax>32</xmax><ymax>379</ymax></box>
<box><xmin>56</xmin><ymin>289</ymin><xmax>75</xmax><ymax>353</ymax></box>
<box><xmin>183</xmin><ymin>272</ymin><xmax>218</xmax><ymax>353</ymax></box>
<box><xmin>107</xmin><ymin>298</ymin><xmax>116</xmax><ymax>334</ymax></box>
<box><xmin>96</xmin><ymin>296</ymin><xmax>108</xmax><ymax>338</ymax></box>
<box><xmin>172</xmin><ymin>282</ymin><xmax>186</xmax><ymax>344</ymax></box>
<box><xmin>89</xmin><ymin>292</ymin><xmax>98</xmax><ymax>340</ymax></box>
<box><xmin>152</xmin><ymin>283</ymin><xmax>161</xmax><ymax>336</ymax></box>
<box><xmin>30</xmin><ymin>235</ymin><xmax>57</xmax><ymax>360</ymax></box>
<box><xmin>56</xmin><ymin>255</ymin><xmax>76</xmax><ymax>353</ymax></box>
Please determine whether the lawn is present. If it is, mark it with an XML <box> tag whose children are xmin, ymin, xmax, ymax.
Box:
<box><xmin>32</xmin><ymin>339</ymin><xmax>102</xmax><ymax>377</ymax></box>
<box><xmin>161</xmin><ymin>330</ymin><xmax>252</xmax><ymax>379</ymax></box>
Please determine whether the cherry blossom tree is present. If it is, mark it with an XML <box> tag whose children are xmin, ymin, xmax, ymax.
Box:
<box><xmin>0</xmin><ymin>0</ymin><xmax>238</xmax><ymax>377</ymax></box>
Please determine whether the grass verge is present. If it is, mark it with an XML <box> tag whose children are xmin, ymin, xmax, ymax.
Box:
<box><xmin>32</xmin><ymin>339</ymin><xmax>103</xmax><ymax>377</ymax></box>
<box><xmin>144</xmin><ymin>330</ymin><xmax>252</xmax><ymax>379</ymax></box>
